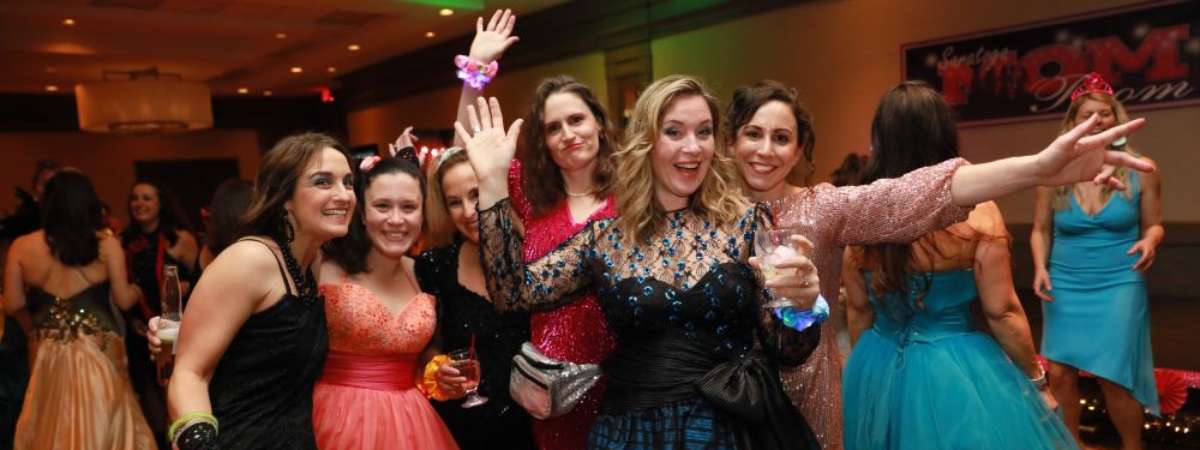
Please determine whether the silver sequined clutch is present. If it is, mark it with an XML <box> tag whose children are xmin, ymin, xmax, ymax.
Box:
<box><xmin>509</xmin><ymin>342</ymin><xmax>601</xmax><ymax>419</ymax></box>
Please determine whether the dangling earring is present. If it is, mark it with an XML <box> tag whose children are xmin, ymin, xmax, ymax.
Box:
<box><xmin>281</xmin><ymin>211</ymin><xmax>295</xmax><ymax>242</ymax></box>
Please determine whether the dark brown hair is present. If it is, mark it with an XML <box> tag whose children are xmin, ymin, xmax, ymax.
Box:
<box><xmin>238</xmin><ymin>132</ymin><xmax>352</xmax><ymax>240</ymax></box>
<box><xmin>205</xmin><ymin>178</ymin><xmax>254</xmax><ymax>256</ymax></box>
<box><xmin>726</xmin><ymin>79</ymin><xmax>816</xmax><ymax>184</ymax></box>
<box><xmin>518</xmin><ymin>75</ymin><xmax>615</xmax><ymax>217</ymax></box>
<box><xmin>324</xmin><ymin>156</ymin><xmax>425</xmax><ymax>274</ymax></box>
<box><xmin>41</xmin><ymin>170</ymin><xmax>104</xmax><ymax>266</ymax></box>
<box><xmin>859</xmin><ymin>81</ymin><xmax>960</xmax><ymax>300</ymax></box>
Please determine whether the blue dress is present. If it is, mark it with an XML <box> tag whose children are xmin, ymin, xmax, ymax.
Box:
<box><xmin>843</xmin><ymin>270</ymin><xmax>1076</xmax><ymax>450</ymax></box>
<box><xmin>1043</xmin><ymin>173</ymin><xmax>1159</xmax><ymax>413</ymax></box>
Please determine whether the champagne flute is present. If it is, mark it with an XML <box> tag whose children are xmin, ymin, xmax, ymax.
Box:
<box><xmin>448</xmin><ymin>348</ymin><xmax>488</xmax><ymax>408</ymax></box>
<box><xmin>156</xmin><ymin>264</ymin><xmax>182</xmax><ymax>386</ymax></box>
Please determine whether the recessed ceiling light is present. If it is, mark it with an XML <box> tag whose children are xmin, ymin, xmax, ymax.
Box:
<box><xmin>237</xmin><ymin>88</ymin><xmax>250</xmax><ymax>94</ymax></box>
<box><xmin>275</xmin><ymin>32</ymin><xmax>287</xmax><ymax>39</ymax></box>
<box><xmin>263</xmin><ymin>90</ymin><xmax>273</xmax><ymax>97</ymax></box>
<box><xmin>290</xmin><ymin>67</ymin><xmax>303</xmax><ymax>73</ymax></box>
<box><xmin>326</xmin><ymin>66</ymin><xmax>337</xmax><ymax>73</ymax></box>
<box><xmin>62</xmin><ymin>18</ymin><xmax>75</xmax><ymax>26</ymax></box>
<box><xmin>425</xmin><ymin>31</ymin><xmax>435</xmax><ymax>38</ymax></box>
<box><xmin>439</xmin><ymin>8</ymin><xmax>453</xmax><ymax>16</ymax></box>
<box><xmin>45</xmin><ymin>85</ymin><xmax>59</xmax><ymax>92</ymax></box>
<box><xmin>347</xmin><ymin>44</ymin><xmax>361</xmax><ymax>51</ymax></box>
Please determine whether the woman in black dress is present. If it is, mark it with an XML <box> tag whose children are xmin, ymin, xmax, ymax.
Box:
<box><xmin>416</xmin><ymin>148</ymin><xmax>535</xmax><ymax>450</ymax></box>
<box><xmin>166</xmin><ymin>133</ymin><xmax>355</xmax><ymax>450</ymax></box>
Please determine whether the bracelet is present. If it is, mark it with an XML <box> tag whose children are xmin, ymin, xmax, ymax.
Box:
<box><xmin>772</xmin><ymin>295</ymin><xmax>831</xmax><ymax>332</ymax></box>
<box><xmin>417</xmin><ymin>354</ymin><xmax>456</xmax><ymax>401</ymax></box>
<box><xmin>169</xmin><ymin>412</ymin><xmax>218</xmax><ymax>445</ymax></box>
<box><xmin>454</xmin><ymin>55</ymin><xmax>499</xmax><ymax>89</ymax></box>
<box><xmin>1030</xmin><ymin>365</ymin><xmax>1049</xmax><ymax>390</ymax></box>
<box><xmin>176</xmin><ymin>421</ymin><xmax>219</xmax><ymax>450</ymax></box>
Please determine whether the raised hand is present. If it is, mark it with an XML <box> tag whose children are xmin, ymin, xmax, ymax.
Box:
<box><xmin>388</xmin><ymin>126</ymin><xmax>417</xmax><ymax>156</ymax></box>
<box><xmin>469</xmin><ymin>9</ymin><xmax>519</xmax><ymax>64</ymax></box>
<box><xmin>1032</xmin><ymin>115</ymin><xmax>1154</xmax><ymax>189</ymax></box>
<box><xmin>454</xmin><ymin>96</ymin><xmax>522</xmax><ymax>184</ymax></box>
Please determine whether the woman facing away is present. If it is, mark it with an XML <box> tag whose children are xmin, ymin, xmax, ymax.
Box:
<box><xmin>1032</xmin><ymin>72</ymin><xmax>1163</xmax><ymax>450</ymax></box>
<box><xmin>4</xmin><ymin>169</ymin><xmax>154</xmax><ymax>450</ymax></box>
<box><xmin>841</xmin><ymin>81</ymin><xmax>1075</xmax><ymax>450</ymax></box>
<box><xmin>166</xmin><ymin>133</ymin><xmax>355</xmax><ymax>450</ymax></box>
<box><xmin>448</xmin><ymin>11</ymin><xmax>619</xmax><ymax>449</ymax></box>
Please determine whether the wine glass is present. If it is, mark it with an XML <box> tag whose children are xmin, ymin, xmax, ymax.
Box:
<box><xmin>754</xmin><ymin>226</ymin><xmax>810</xmax><ymax>309</ymax></box>
<box><xmin>448</xmin><ymin>348</ymin><xmax>488</xmax><ymax>408</ymax></box>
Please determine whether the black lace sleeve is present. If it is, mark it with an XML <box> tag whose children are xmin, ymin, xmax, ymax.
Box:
<box><xmin>746</xmin><ymin>203</ymin><xmax>821</xmax><ymax>367</ymax></box>
<box><xmin>477</xmin><ymin>198</ymin><xmax>596</xmax><ymax>312</ymax></box>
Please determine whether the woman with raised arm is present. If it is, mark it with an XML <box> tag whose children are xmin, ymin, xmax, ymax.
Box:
<box><xmin>1032</xmin><ymin>73</ymin><xmax>1162</xmax><ymax>450</ymax></box>
<box><xmin>415</xmin><ymin>148</ymin><xmax>535</xmax><ymax>450</ymax></box>
<box><xmin>461</xmin><ymin>77</ymin><xmax>824</xmax><ymax>449</ymax></box>
<box><xmin>4</xmin><ymin>170</ymin><xmax>153</xmax><ymax>450</ymax></box>
<box><xmin>841</xmin><ymin>81</ymin><xmax>1074</xmax><ymax>449</ymax></box>
<box><xmin>450</xmin><ymin>11</ymin><xmax>620</xmax><ymax>449</ymax></box>
<box><xmin>166</xmin><ymin>133</ymin><xmax>355</xmax><ymax>450</ymax></box>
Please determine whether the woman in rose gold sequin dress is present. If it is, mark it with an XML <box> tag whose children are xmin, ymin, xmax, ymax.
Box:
<box><xmin>314</xmin><ymin>157</ymin><xmax>458</xmax><ymax>450</ymax></box>
<box><xmin>448</xmin><ymin>13</ymin><xmax>618</xmax><ymax>448</ymax></box>
<box><xmin>727</xmin><ymin>79</ymin><xmax>1156</xmax><ymax>450</ymax></box>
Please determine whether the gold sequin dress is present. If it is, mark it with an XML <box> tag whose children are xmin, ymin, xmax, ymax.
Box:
<box><xmin>770</xmin><ymin>158</ymin><xmax>972</xmax><ymax>450</ymax></box>
<box><xmin>14</xmin><ymin>282</ymin><xmax>155</xmax><ymax>450</ymax></box>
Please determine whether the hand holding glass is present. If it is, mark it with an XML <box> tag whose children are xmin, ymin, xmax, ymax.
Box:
<box><xmin>754</xmin><ymin>227</ymin><xmax>816</xmax><ymax>309</ymax></box>
<box><xmin>448</xmin><ymin>348</ymin><xmax>488</xmax><ymax>408</ymax></box>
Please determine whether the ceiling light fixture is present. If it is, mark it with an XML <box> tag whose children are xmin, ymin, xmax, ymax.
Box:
<box><xmin>62</xmin><ymin>18</ymin><xmax>75</xmax><ymax>26</ymax></box>
<box><xmin>275</xmin><ymin>32</ymin><xmax>287</xmax><ymax>39</ymax></box>
<box><xmin>290</xmin><ymin>66</ymin><xmax>303</xmax><ymax>73</ymax></box>
<box><xmin>425</xmin><ymin>31</ymin><xmax>435</xmax><ymax>38</ymax></box>
<box><xmin>45</xmin><ymin>85</ymin><xmax>59</xmax><ymax>92</ymax></box>
<box><xmin>237</xmin><ymin>87</ymin><xmax>249</xmax><ymax>94</ymax></box>
<box><xmin>326</xmin><ymin>67</ymin><xmax>337</xmax><ymax>73</ymax></box>
<box><xmin>347</xmin><ymin>44</ymin><xmax>361</xmax><ymax>51</ymax></box>
<box><xmin>263</xmin><ymin>90</ymin><xmax>273</xmax><ymax>97</ymax></box>
<box><xmin>75</xmin><ymin>67</ymin><xmax>213</xmax><ymax>133</ymax></box>
<box><xmin>439</xmin><ymin>9</ymin><xmax>453</xmax><ymax>16</ymax></box>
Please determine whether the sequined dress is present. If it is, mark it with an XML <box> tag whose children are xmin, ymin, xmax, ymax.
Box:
<box><xmin>14</xmin><ymin>282</ymin><xmax>156</xmax><ymax>450</ymax></box>
<box><xmin>416</xmin><ymin>243</ymin><xmax>534</xmax><ymax>450</ymax></box>
<box><xmin>770</xmin><ymin>158</ymin><xmax>972</xmax><ymax>450</ymax></box>
<box><xmin>480</xmin><ymin>200</ymin><xmax>821</xmax><ymax>449</ymax></box>
<box><xmin>508</xmin><ymin>161</ymin><xmax>619</xmax><ymax>450</ymax></box>
<box><xmin>312</xmin><ymin>274</ymin><xmax>458</xmax><ymax>450</ymax></box>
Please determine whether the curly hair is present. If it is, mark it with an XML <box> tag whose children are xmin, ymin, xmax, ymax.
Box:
<box><xmin>612</xmin><ymin>75</ymin><xmax>748</xmax><ymax>244</ymax></box>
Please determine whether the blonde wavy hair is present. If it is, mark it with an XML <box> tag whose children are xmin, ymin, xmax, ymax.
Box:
<box><xmin>1054</xmin><ymin>92</ymin><xmax>1139</xmax><ymax>209</ymax></box>
<box><xmin>612</xmin><ymin>75</ymin><xmax>748</xmax><ymax>244</ymax></box>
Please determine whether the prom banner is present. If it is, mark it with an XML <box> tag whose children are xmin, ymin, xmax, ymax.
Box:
<box><xmin>902</xmin><ymin>1</ymin><xmax>1200</xmax><ymax>125</ymax></box>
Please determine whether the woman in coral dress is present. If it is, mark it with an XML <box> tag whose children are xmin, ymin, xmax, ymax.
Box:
<box><xmin>313</xmin><ymin>155</ymin><xmax>458</xmax><ymax>450</ymax></box>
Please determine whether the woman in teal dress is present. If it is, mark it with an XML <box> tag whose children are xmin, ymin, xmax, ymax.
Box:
<box><xmin>1032</xmin><ymin>73</ymin><xmax>1163</xmax><ymax>450</ymax></box>
<box><xmin>843</xmin><ymin>81</ymin><xmax>1076</xmax><ymax>450</ymax></box>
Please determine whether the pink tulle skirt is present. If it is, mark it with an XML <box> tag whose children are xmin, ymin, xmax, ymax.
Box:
<box><xmin>312</xmin><ymin>351</ymin><xmax>458</xmax><ymax>450</ymax></box>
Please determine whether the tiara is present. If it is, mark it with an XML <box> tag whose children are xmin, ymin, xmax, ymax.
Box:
<box><xmin>434</xmin><ymin>147</ymin><xmax>465</xmax><ymax>169</ymax></box>
<box><xmin>1071</xmin><ymin>72</ymin><xmax>1114</xmax><ymax>102</ymax></box>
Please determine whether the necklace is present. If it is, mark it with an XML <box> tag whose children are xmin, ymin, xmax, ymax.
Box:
<box><xmin>273</xmin><ymin>235</ymin><xmax>318</xmax><ymax>305</ymax></box>
<box><xmin>565</xmin><ymin>189</ymin><xmax>594</xmax><ymax>198</ymax></box>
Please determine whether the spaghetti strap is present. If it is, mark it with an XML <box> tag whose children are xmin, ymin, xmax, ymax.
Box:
<box><xmin>237</xmin><ymin>238</ymin><xmax>295</xmax><ymax>297</ymax></box>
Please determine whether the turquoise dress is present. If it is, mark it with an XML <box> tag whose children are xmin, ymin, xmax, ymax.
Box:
<box><xmin>844</xmin><ymin>269</ymin><xmax>1076</xmax><ymax>450</ymax></box>
<box><xmin>1043</xmin><ymin>172</ymin><xmax>1159</xmax><ymax>413</ymax></box>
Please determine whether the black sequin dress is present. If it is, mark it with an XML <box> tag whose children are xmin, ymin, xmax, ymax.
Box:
<box><xmin>416</xmin><ymin>242</ymin><xmax>535</xmax><ymax>450</ymax></box>
<box><xmin>479</xmin><ymin>200</ymin><xmax>821</xmax><ymax>450</ymax></box>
